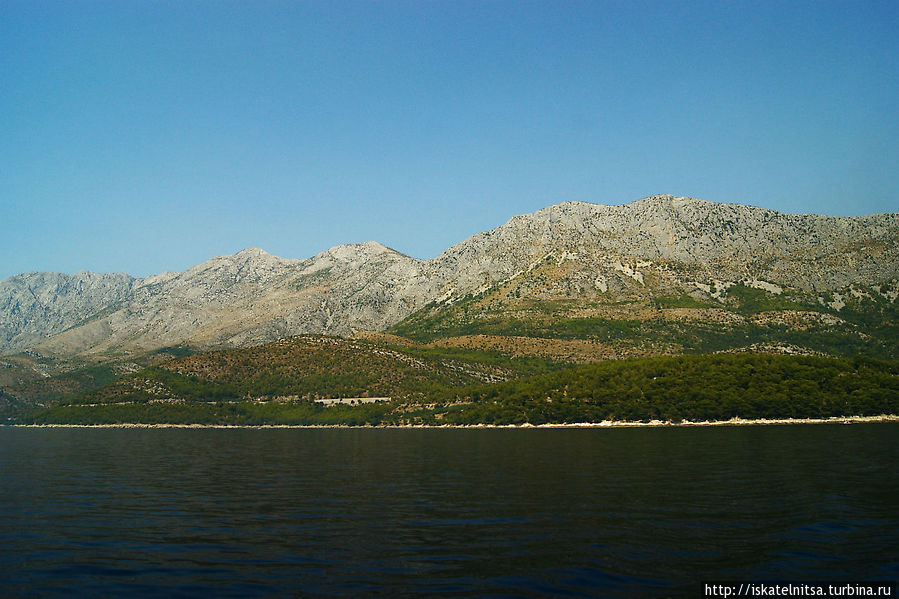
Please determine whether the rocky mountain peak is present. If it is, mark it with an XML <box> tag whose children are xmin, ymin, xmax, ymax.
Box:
<box><xmin>234</xmin><ymin>247</ymin><xmax>272</xmax><ymax>259</ymax></box>
<box><xmin>178</xmin><ymin>248</ymin><xmax>299</xmax><ymax>283</ymax></box>
<box><xmin>630</xmin><ymin>194</ymin><xmax>706</xmax><ymax>207</ymax></box>
<box><xmin>314</xmin><ymin>241</ymin><xmax>417</xmax><ymax>267</ymax></box>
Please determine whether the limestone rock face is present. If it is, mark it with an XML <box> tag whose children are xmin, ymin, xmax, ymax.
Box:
<box><xmin>424</xmin><ymin>196</ymin><xmax>899</xmax><ymax>297</ymax></box>
<box><xmin>0</xmin><ymin>271</ymin><xmax>134</xmax><ymax>350</ymax></box>
<box><xmin>1</xmin><ymin>195</ymin><xmax>896</xmax><ymax>356</ymax></box>
<box><xmin>31</xmin><ymin>244</ymin><xmax>429</xmax><ymax>355</ymax></box>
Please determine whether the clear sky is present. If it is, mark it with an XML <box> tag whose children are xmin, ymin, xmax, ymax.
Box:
<box><xmin>2</xmin><ymin>1</ymin><xmax>897</xmax><ymax>280</ymax></box>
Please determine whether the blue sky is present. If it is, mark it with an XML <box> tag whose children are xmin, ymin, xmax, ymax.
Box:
<box><xmin>2</xmin><ymin>1</ymin><xmax>897</xmax><ymax>280</ymax></box>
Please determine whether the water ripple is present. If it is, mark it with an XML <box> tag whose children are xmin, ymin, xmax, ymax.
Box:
<box><xmin>1</xmin><ymin>424</ymin><xmax>897</xmax><ymax>596</ymax></box>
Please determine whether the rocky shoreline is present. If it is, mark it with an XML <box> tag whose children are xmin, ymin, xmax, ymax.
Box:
<box><xmin>8</xmin><ymin>414</ymin><xmax>899</xmax><ymax>429</ymax></box>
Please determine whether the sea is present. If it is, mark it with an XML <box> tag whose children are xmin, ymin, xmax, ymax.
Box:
<box><xmin>1</xmin><ymin>424</ymin><xmax>896</xmax><ymax>597</ymax></box>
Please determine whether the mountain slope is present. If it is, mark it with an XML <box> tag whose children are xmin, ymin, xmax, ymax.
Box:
<box><xmin>28</xmin><ymin>243</ymin><xmax>429</xmax><ymax>355</ymax></box>
<box><xmin>1</xmin><ymin>195</ymin><xmax>897</xmax><ymax>359</ymax></box>
<box><xmin>420</xmin><ymin>196</ymin><xmax>898</xmax><ymax>301</ymax></box>
<box><xmin>26</xmin><ymin>351</ymin><xmax>899</xmax><ymax>426</ymax></box>
<box><xmin>0</xmin><ymin>271</ymin><xmax>135</xmax><ymax>350</ymax></box>
<box><xmin>391</xmin><ymin>196</ymin><xmax>899</xmax><ymax>357</ymax></box>
<box><xmin>59</xmin><ymin>335</ymin><xmax>514</xmax><ymax>406</ymax></box>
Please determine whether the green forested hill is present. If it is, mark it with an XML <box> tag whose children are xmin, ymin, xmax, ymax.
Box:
<box><xmin>24</xmin><ymin>350</ymin><xmax>899</xmax><ymax>426</ymax></box>
<box><xmin>55</xmin><ymin>335</ymin><xmax>535</xmax><ymax>405</ymax></box>
<box><xmin>431</xmin><ymin>354</ymin><xmax>899</xmax><ymax>425</ymax></box>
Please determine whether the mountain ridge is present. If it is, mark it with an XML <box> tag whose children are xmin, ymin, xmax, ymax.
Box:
<box><xmin>2</xmin><ymin>195</ymin><xmax>897</xmax><ymax>357</ymax></box>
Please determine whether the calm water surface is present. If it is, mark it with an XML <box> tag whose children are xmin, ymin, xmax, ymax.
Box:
<box><xmin>1</xmin><ymin>424</ymin><xmax>897</xmax><ymax>597</ymax></box>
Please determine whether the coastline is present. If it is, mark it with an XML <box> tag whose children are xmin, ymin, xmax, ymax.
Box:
<box><xmin>8</xmin><ymin>414</ymin><xmax>899</xmax><ymax>429</ymax></box>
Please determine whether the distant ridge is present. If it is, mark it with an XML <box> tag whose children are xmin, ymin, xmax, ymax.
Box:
<box><xmin>1</xmin><ymin>195</ymin><xmax>897</xmax><ymax>357</ymax></box>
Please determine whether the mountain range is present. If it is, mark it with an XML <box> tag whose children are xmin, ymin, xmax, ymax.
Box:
<box><xmin>2</xmin><ymin>195</ymin><xmax>897</xmax><ymax>361</ymax></box>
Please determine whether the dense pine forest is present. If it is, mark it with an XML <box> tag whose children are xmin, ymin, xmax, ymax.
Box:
<box><xmin>22</xmin><ymin>344</ymin><xmax>899</xmax><ymax>426</ymax></box>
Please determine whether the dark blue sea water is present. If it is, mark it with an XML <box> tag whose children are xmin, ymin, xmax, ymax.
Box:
<box><xmin>1</xmin><ymin>424</ymin><xmax>897</xmax><ymax>597</ymax></box>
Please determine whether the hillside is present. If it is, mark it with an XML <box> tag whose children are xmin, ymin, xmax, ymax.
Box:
<box><xmin>390</xmin><ymin>278</ymin><xmax>899</xmax><ymax>360</ymax></box>
<box><xmin>430</xmin><ymin>354</ymin><xmax>899</xmax><ymax>425</ymax></box>
<box><xmin>390</xmin><ymin>196</ymin><xmax>898</xmax><ymax>359</ymax></box>
<box><xmin>21</xmin><ymin>334</ymin><xmax>557</xmax><ymax>425</ymax></box>
<box><xmin>52</xmin><ymin>335</ymin><xmax>546</xmax><ymax>405</ymax></box>
<box><xmin>25</xmin><ymin>352</ymin><xmax>899</xmax><ymax>426</ymax></box>
<box><xmin>2</xmin><ymin>195</ymin><xmax>897</xmax><ymax>418</ymax></box>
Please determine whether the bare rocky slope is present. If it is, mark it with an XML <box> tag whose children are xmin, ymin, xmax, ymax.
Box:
<box><xmin>1</xmin><ymin>195</ymin><xmax>897</xmax><ymax>358</ymax></box>
<box><xmin>0</xmin><ymin>271</ymin><xmax>135</xmax><ymax>351</ymax></box>
<box><xmin>22</xmin><ymin>242</ymin><xmax>429</xmax><ymax>356</ymax></box>
<box><xmin>420</xmin><ymin>196</ymin><xmax>898</xmax><ymax>299</ymax></box>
